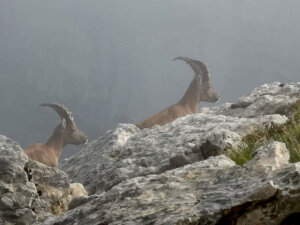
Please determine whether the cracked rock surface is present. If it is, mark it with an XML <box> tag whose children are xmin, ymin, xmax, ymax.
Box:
<box><xmin>45</xmin><ymin>141</ymin><xmax>300</xmax><ymax>225</ymax></box>
<box><xmin>0</xmin><ymin>136</ymin><xmax>87</xmax><ymax>225</ymax></box>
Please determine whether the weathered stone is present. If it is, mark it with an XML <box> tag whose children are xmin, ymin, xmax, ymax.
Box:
<box><xmin>68</xmin><ymin>183</ymin><xmax>87</xmax><ymax>199</ymax></box>
<box><xmin>245</xmin><ymin>141</ymin><xmax>290</xmax><ymax>171</ymax></box>
<box><xmin>68</xmin><ymin>196</ymin><xmax>89</xmax><ymax>210</ymax></box>
<box><xmin>0</xmin><ymin>208</ymin><xmax>37</xmax><ymax>225</ymax></box>
<box><xmin>202</xmin><ymin>82</ymin><xmax>300</xmax><ymax>118</ymax></box>
<box><xmin>44</xmin><ymin>145</ymin><xmax>300</xmax><ymax>225</ymax></box>
<box><xmin>0</xmin><ymin>135</ymin><xmax>88</xmax><ymax>224</ymax></box>
<box><xmin>0</xmin><ymin>136</ymin><xmax>38</xmax><ymax>224</ymax></box>
<box><xmin>66</xmin><ymin>183</ymin><xmax>88</xmax><ymax>210</ymax></box>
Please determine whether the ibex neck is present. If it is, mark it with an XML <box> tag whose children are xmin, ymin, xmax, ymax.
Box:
<box><xmin>179</xmin><ymin>78</ymin><xmax>200</xmax><ymax>113</ymax></box>
<box><xmin>46</xmin><ymin>129</ymin><xmax>65</xmax><ymax>159</ymax></box>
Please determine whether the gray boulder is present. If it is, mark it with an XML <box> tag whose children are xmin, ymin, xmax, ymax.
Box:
<box><xmin>0</xmin><ymin>136</ymin><xmax>87</xmax><ymax>225</ymax></box>
<box><xmin>0</xmin><ymin>136</ymin><xmax>37</xmax><ymax>225</ymax></box>
<box><xmin>245</xmin><ymin>141</ymin><xmax>290</xmax><ymax>171</ymax></box>
<box><xmin>207</xmin><ymin>82</ymin><xmax>300</xmax><ymax>117</ymax></box>
<box><xmin>45</xmin><ymin>141</ymin><xmax>300</xmax><ymax>225</ymax></box>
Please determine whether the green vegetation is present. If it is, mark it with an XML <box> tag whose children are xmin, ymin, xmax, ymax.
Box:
<box><xmin>226</xmin><ymin>100</ymin><xmax>300</xmax><ymax>165</ymax></box>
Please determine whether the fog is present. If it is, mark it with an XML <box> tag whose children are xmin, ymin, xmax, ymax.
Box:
<box><xmin>1</xmin><ymin>0</ymin><xmax>300</xmax><ymax>160</ymax></box>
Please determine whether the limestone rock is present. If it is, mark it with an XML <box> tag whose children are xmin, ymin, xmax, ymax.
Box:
<box><xmin>245</xmin><ymin>141</ymin><xmax>290</xmax><ymax>171</ymax></box>
<box><xmin>44</xmin><ymin>142</ymin><xmax>300</xmax><ymax>225</ymax></box>
<box><xmin>66</xmin><ymin>183</ymin><xmax>88</xmax><ymax>210</ymax></box>
<box><xmin>0</xmin><ymin>136</ymin><xmax>37</xmax><ymax>225</ymax></box>
<box><xmin>202</xmin><ymin>82</ymin><xmax>300</xmax><ymax>117</ymax></box>
<box><xmin>68</xmin><ymin>183</ymin><xmax>87</xmax><ymax>199</ymax></box>
<box><xmin>0</xmin><ymin>135</ymin><xmax>87</xmax><ymax>224</ymax></box>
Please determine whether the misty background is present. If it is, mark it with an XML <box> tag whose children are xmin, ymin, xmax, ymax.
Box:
<box><xmin>1</xmin><ymin>0</ymin><xmax>299</xmax><ymax>160</ymax></box>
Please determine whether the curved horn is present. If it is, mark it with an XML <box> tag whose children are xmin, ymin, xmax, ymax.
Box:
<box><xmin>39</xmin><ymin>103</ymin><xmax>74</xmax><ymax>123</ymax></box>
<box><xmin>173</xmin><ymin>56</ymin><xmax>210</xmax><ymax>82</ymax></box>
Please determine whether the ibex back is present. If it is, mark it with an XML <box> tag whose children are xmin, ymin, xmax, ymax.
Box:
<box><xmin>136</xmin><ymin>57</ymin><xmax>220</xmax><ymax>129</ymax></box>
<box><xmin>24</xmin><ymin>103</ymin><xmax>88</xmax><ymax>167</ymax></box>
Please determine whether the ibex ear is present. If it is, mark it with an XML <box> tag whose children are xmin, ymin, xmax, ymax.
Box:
<box><xmin>61</xmin><ymin>119</ymin><xmax>66</xmax><ymax>129</ymax></box>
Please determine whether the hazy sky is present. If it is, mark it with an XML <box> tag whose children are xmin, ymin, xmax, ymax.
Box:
<box><xmin>1</xmin><ymin>0</ymin><xmax>300</xmax><ymax>160</ymax></box>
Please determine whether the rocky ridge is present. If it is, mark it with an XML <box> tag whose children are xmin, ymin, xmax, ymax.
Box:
<box><xmin>1</xmin><ymin>82</ymin><xmax>300</xmax><ymax>225</ymax></box>
<box><xmin>59</xmin><ymin>82</ymin><xmax>299</xmax><ymax>195</ymax></box>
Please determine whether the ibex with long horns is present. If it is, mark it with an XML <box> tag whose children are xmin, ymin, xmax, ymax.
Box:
<box><xmin>136</xmin><ymin>57</ymin><xmax>220</xmax><ymax>129</ymax></box>
<box><xmin>24</xmin><ymin>103</ymin><xmax>88</xmax><ymax>167</ymax></box>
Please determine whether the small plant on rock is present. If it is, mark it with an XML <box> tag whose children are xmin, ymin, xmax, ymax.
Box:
<box><xmin>226</xmin><ymin>100</ymin><xmax>300</xmax><ymax>165</ymax></box>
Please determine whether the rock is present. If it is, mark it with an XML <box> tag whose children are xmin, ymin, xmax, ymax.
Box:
<box><xmin>68</xmin><ymin>196</ymin><xmax>89</xmax><ymax>210</ymax></box>
<box><xmin>66</xmin><ymin>183</ymin><xmax>88</xmax><ymax>210</ymax></box>
<box><xmin>0</xmin><ymin>208</ymin><xmax>37</xmax><ymax>225</ymax></box>
<box><xmin>59</xmin><ymin>82</ymin><xmax>300</xmax><ymax>195</ymax></box>
<box><xmin>44</xmin><ymin>142</ymin><xmax>300</xmax><ymax>225</ymax></box>
<box><xmin>2</xmin><ymin>82</ymin><xmax>300</xmax><ymax>225</ymax></box>
<box><xmin>203</xmin><ymin>82</ymin><xmax>300</xmax><ymax>117</ymax></box>
<box><xmin>0</xmin><ymin>135</ymin><xmax>87</xmax><ymax>224</ymax></box>
<box><xmin>68</xmin><ymin>183</ymin><xmax>87</xmax><ymax>199</ymax></box>
<box><xmin>0</xmin><ymin>136</ymin><xmax>37</xmax><ymax>224</ymax></box>
<box><xmin>245</xmin><ymin>141</ymin><xmax>290</xmax><ymax>171</ymax></box>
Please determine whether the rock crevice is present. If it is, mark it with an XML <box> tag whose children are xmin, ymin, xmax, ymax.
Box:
<box><xmin>0</xmin><ymin>136</ymin><xmax>87</xmax><ymax>225</ymax></box>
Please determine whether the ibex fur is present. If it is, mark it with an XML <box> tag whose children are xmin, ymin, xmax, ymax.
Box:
<box><xmin>136</xmin><ymin>57</ymin><xmax>220</xmax><ymax>129</ymax></box>
<box><xmin>24</xmin><ymin>103</ymin><xmax>88</xmax><ymax>167</ymax></box>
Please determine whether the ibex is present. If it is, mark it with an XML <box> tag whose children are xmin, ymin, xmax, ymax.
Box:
<box><xmin>136</xmin><ymin>57</ymin><xmax>220</xmax><ymax>129</ymax></box>
<box><xmin>24</xmin><ymin>103</ymin><xmax>88</xmax><ymax>167</ymax></box>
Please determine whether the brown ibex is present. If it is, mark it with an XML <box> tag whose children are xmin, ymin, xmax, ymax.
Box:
<box><xmin>136</xmin><ymin>57</ymin><xmax>220</xmax><ymax>129</ymax></box>
<box><xmin>24</xmin><ymin>103</ymin><xmax>88</xmax><ymax>167</ymax></box>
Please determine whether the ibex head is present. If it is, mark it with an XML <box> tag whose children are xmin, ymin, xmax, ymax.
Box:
<box><xmin>39</xmin><ymin>103</ymin><xmax>88</xmax><ymax>145</ymax></box>
<box><xmin>173</xmin><ymin>56</ymin><xmax>220</xmax><ymax>103</ymax></box>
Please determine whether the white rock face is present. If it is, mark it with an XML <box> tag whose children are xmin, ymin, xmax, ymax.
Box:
<box><xmin>45</xmin><ymin>144</ymin><xmax>300</xmax><ymax>225</ymax></box>
<box><xmin>60</xmin><ymin>82</ymin><xmax>299</xmax><ymax>195</ymax></box>
<box><xmin>0</xmin><ymin>136</ymin><xmax>37</xmax><ymax>225</ymax></box>
<box><xmin>0</xmin><ymin>136</ymin><xmax>87</xmax><ymax>225</ymax></box>
<box><xmin>204</xmin><ymin>82</ymin><xmax>300</xmax><ymax>117</ymax></box>
<box><xmin>245</xmin><ymin>141</ymin><xmax>290</xmax><ymax>171</ymax></box>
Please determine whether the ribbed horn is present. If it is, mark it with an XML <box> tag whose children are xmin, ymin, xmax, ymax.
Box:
<box><xmin>173</xmin><ymin>56</ymin><xmax>210</xmax><ymax>82</ymax></box>
<box><xmin>39</xmin><ymin>103</ymin><xmax>74</xmax><ymax>123</ymax></box>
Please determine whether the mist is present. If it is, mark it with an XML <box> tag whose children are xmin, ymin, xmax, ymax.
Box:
<box><xmin>1</xmin><ymin>0</ymin><xmax>300</xmax><ymax>160</ymax></box>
